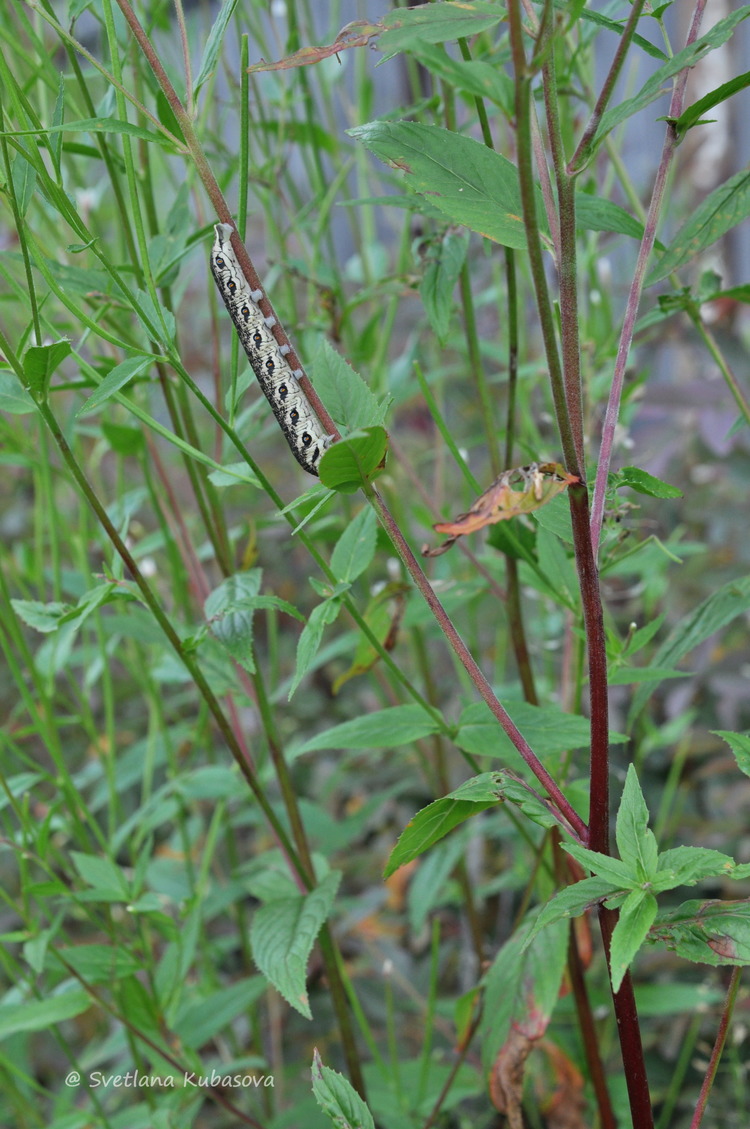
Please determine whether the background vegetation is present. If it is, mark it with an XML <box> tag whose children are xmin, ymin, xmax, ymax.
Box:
<box><xmin>1</xmin><ymin>1</ymin><xmax>750</xmax><ymax>1127</ymax></box>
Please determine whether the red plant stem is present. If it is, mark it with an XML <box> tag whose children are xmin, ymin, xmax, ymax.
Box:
<box><xmin>599</xmin><ymin>907</ymin><xmax>654</xmax><ymax>1128</ymax></box>
<box><xmin>689</xmin><ymin>967</ymin><xmax>742</xmax><ymax>1129</ymax></box>
<box><xmin>368</xmin><ymin>485</ymin><xmax>588</xmax><ymax>843</ymax></box>
<box><xmin>590</xmin><ymin>0</ymin><xmax>709</xmax><ymax>557</ymax></box>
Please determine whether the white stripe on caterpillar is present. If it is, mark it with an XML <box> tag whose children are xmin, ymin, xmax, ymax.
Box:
<box><xmin>210</xmin><ymin>223</ymin><xmax>331</xmax><ymax>476</ymax></box>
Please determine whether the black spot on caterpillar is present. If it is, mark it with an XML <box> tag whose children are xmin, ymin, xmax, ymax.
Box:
<box><xmin>210</xmin><ymin>223</ymin><xmax>331</xmax><ymax>475</ymax></box>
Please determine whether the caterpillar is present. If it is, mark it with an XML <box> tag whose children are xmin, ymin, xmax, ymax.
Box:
<box><xmin>210</xmin><ymin>222</ymin><xmax>332</xmax><ymax>476</ymax></box>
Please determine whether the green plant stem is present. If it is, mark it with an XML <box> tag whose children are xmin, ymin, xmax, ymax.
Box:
<box><xmin>111</xmin><ymin>0</ymin><xmax>339</xmax><ymax>441</ymax></box>
<box><xmin>684</xmin><ymin>308</ymin><xmax>750</xmax><ymax>426</ymax></box>
<box><xmin>507</xmin><ymin>4</ymin><xmax>578</xmax><ymax>476</ymax></box>
<box><xmin>502</xmin><ymin>246</ymin><xmax>538</xmax><ymax>704</ymax></box>
<box><xmin>55</xmin><ymin>953</ymin><xmax>264</xmax><ymax>1127</ymax></box>
<box><xmin>689</xmin><ymin>967</ymin><xmax>742</xmax><ymax>1129</ymax></box>
<box><xmin>542</xmin><ymin>38</ymin><xmax>584</xmax><ymax>470</ymax></box>
<box><xmin>36</xmin><ymin>399</ymin><xmax>304</xmax><ymax>875</ymax></box>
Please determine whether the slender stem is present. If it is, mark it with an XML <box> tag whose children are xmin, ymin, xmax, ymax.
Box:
<box><xmin>568</xmin><ymin>0</ymin><xmax>648</xmax><ymax>174</ymax></box>
<box><xmin>566</xmin><ymin>921</ymin><xmax>616</xmax><ymax>1129</ymax></box>
<box><xmin>598</xmin><ymin>906</ymin><xmax>654</xmax><ymax>1129</ymax></box>
<box><xmin>685</xmin><ymin>308</ymin><xmax>750</xmax><ymax>427</ymax></box>
<box><xmin>543</xmin><ymin>37</ymin><xmax>584</xmax><ymax>469</ymax></box>
<box><xmin>111</xmin><ymin>0</ymin><xmax>339</xmax><ymax>440</ymax></box>
<box><xmin>36</xmin><ymin>401</ymin><xmax>305</xmax><ymax>878</ymax></box>
<box><xmin>366</xmin><ymin>484</ymin><xmax>588</xmax><ymax>843</ymax></box>
<box><xmin>689</xmin><ymin>967</ymin><xmax>742</xmax><ymax>1129</ymax></box>
<box><xmin>590</xmin><ymin>0</ymin><xmax>709</xmax><ymax>557</ymax></box>
<box><xmin>507</xmin><ymin>3</ymin><xmax>579</xmax><ymax>475</ymax></box>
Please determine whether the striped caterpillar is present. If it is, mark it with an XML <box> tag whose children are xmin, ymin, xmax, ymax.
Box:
<box><xmin>210</xmin><ymin>223</ymin><xmax>332</xmax><ymax>475</ymax></box>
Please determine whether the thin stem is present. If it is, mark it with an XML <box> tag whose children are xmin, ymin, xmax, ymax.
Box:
<box><xmin>111</xmin><ymin>0</ymin><xmax>339</xmax><ymax>440</ymax></box>
<box><xmin>568</xmin><ymin>0</ymin><xmax>649</xmax><ymax>175</ymax></box>
<box><xmin>37</xmin><ymin>401</ymin><xmax>305</xmax><ymax>880</ymax></box>
<box><xmin>598</xmin><ymin>905</ymin><xmax>653</xmax><ymax>1129</ymax></box>
<box><xmin>366</xmin><ymin>484</ymin><xmax>588</xmax><ymax>843</ymax></box>
<box><xmin>689</xmin><ymin>968</ymin><xmax>742</xmax><ymax>1129</ymax></box>
<box><xmin>507</xmin><ymin>2</ymin><xmax>579</xmax><ymax>475</ymax></box>
<box><xmin>590</xmin><ymin>0</ymin><xmax>709</xmax><ymax>558</ymax></box>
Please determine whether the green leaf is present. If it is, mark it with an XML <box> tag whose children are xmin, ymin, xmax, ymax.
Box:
<box><xmin>408</xmin><ymin>42</ymin><xmax>512</xmax><ymax>110</ymax></box>
<box><xmin>207</xmin><ymin>461</ymin><xmax>262</xmax><ymax>488</ymax></box>
<box><xmin>288</xmin><ymin>597</ymin><xmax>342</xmax><ymax>699</ymax></box>
<box><xmin>650</xmin><ymin>898</ymin><xmax>750</xmax><ymax>966</ymax></box>
<box><xmin>481</xmin><ymin>916</ymin><xmax>568</xmax><ymax>1069</ymax></box>
<box><xmin>377</xmin><ymin>2</ymin><xmax>504</xmax><ymax>56</ymax></box>
<box><xmin>571</xmin><ymin>3</ymin><xmax>667</xmax><ymax>62</ymax></box>
<box><xmin>0</xmin><ymin>371</ymin><xmax>36</xmax><ymax>414</ymax></box>
<box><xmin>610</xmin><ymin>889</ymin><xmax>658</xmax><ymax>992</ymax></box>
<box><xmin>0</xmin><ymin>991</ymin><xmax>91</xmax><ymax>1041</ymax></box>
<box><xmin>312</xmin><ymin>1049</ymin><xmax>376</xmax><ymax>1129</ymax></box>
<box><xmin>575</xmin><ymin>194</ymin><xmax>645</xmax><ymax>241</ymax></box>
<box><xmin>23</xmin><ymin>340</ymin><xmax>71</xmax><ymax>399</ymax></box>
<box><xmin>205</xmin><ymin>571</ymin><xmax>264</xmax><ymax>674</ymax></box>
<box><xmin>76</xmin><ymin>356</ymin><xmax>154</xmax><ymax>417</ymax></box>
<box><xmin>532</xmin><ymin>492</ymin><xmax>574</xmax><ymax>543</ymax></box>
<box><xmin>646</xmin><ymin>169</ymin><xmax>750</xmax><ymax>285</ymax></box>
<box><xmin>493</xmin><ymin>771</ymin><xmax>569</xmax><ymax>832</ymax></box>
<box><xmin>384</xmin><ymin>773</ymin><xmax>502</xmax><ymax>877</ymax></box>
<box><xmin>349</xmin><ymin>121</ymin><xmax>535</xmax><ymax>249</ymax></box>
<box><xmin>330</xmin><ymin>506</ymin><xmax>377</xmax><ymax>583</ymax></box>
<box><xmin>11</xmin><ymin>153</ymin><xmax>37</xmax><ymax>217</ymax></box>
<box><xmin>57</xmin><ymin>944</ymin><xmax>140</xmax><ymax>983</ymax></box>
<box><xmin>173</xmin><ymin>976</ymin><xmax>266</xmax><ymax>1048</ymax></box>
<box><xmin>526</xmin><ymin>876</ymin><xmax>618</xmax><ymax>946</ymax></box>
<box><xmin>311</xmin><ymin>337</ymin><xmax>388</xmax><ymax>431</ymax></box>
<box><xmin>655</xmin><ymin>846</ymin><xmax>741</xmax><ymax>891</ymax></box>
<box><xmin>101</xmin><ymin>421</ymin><xmax>144</xmax><ymax>455</ymax></box>
<box><xmin>674</xmin><ymin>70</ymin><xmax>750</xmax><ymax>138</ymax></box>
<box><xmin>713</xmin><ymin>729</ymin><xmax>750</xmax><ymax>778</ymax></box>
<box><xmin>609</xmin><ymin>666</ymin><xmax>690</xmax><ymax>685</ymax></box>
<box><xmin>11</xmin><ymin>599</ymin><xmax>69</xmax><ymax>633</ymax></box>
<box><xmin>294</xmin><ymin>704</ymin><xmax>442</xmax><ymax>757</ymax></box>
<box><xmin>629</xmin><ymin>575</ymin><xmax>750</xmax><ymax>723</ymax></box>
<box><xmin>71</xmin><ymin>851</ymin><xmax>130</xmax><ymax>902</ymax></box>
<box><xmin>419</xmin><ymin>228</ymin><xmax>470</xmax><ymax>345</ymax></box>
<box><xmin>23</xmin><ymin>115</ymin><xmax>178</xmax><ymax>147</ymax></box>
<box><xmin>594</xmin><ymin>9</ymin><xmax>750</xmax><ymax>152</ymax></box>
<box><xmin>194</xmin><ymin>0</ymin><xmax>238</xmax><ymax>96</ymax></box>
<box><xmin>250</xmin><ymin>871</ymin><xmax>341</xmax><ymax>1019</ymax></box>
<box><xmin>318</xmin><ymin>428</ymin><xmax>388</xmax><ymax>494</ymax></box>
<box><xmin>564</xmin><ymin>843</ymin><xmax>634</xmax><ymax>888</ymax></box>
<box><xmin>615</xmin><ymin>765</ymin><xmax>658</xmax><ymax>879</ymax></box>
<box><xmin>455</xmin><ymin>699</ymin><xmax>627</xmax><ymax>762</ymax></box>
<box><xmin>617</xmin><ymin>466</ymin><xmax>683</xmax><ymax>498</ymax></box>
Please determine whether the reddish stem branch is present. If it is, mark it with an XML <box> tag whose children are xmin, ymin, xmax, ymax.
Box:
<box><xmin>590</xmin><ymin>0</ymin><xmax>709</xmax><ymax>557</ymax></box>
